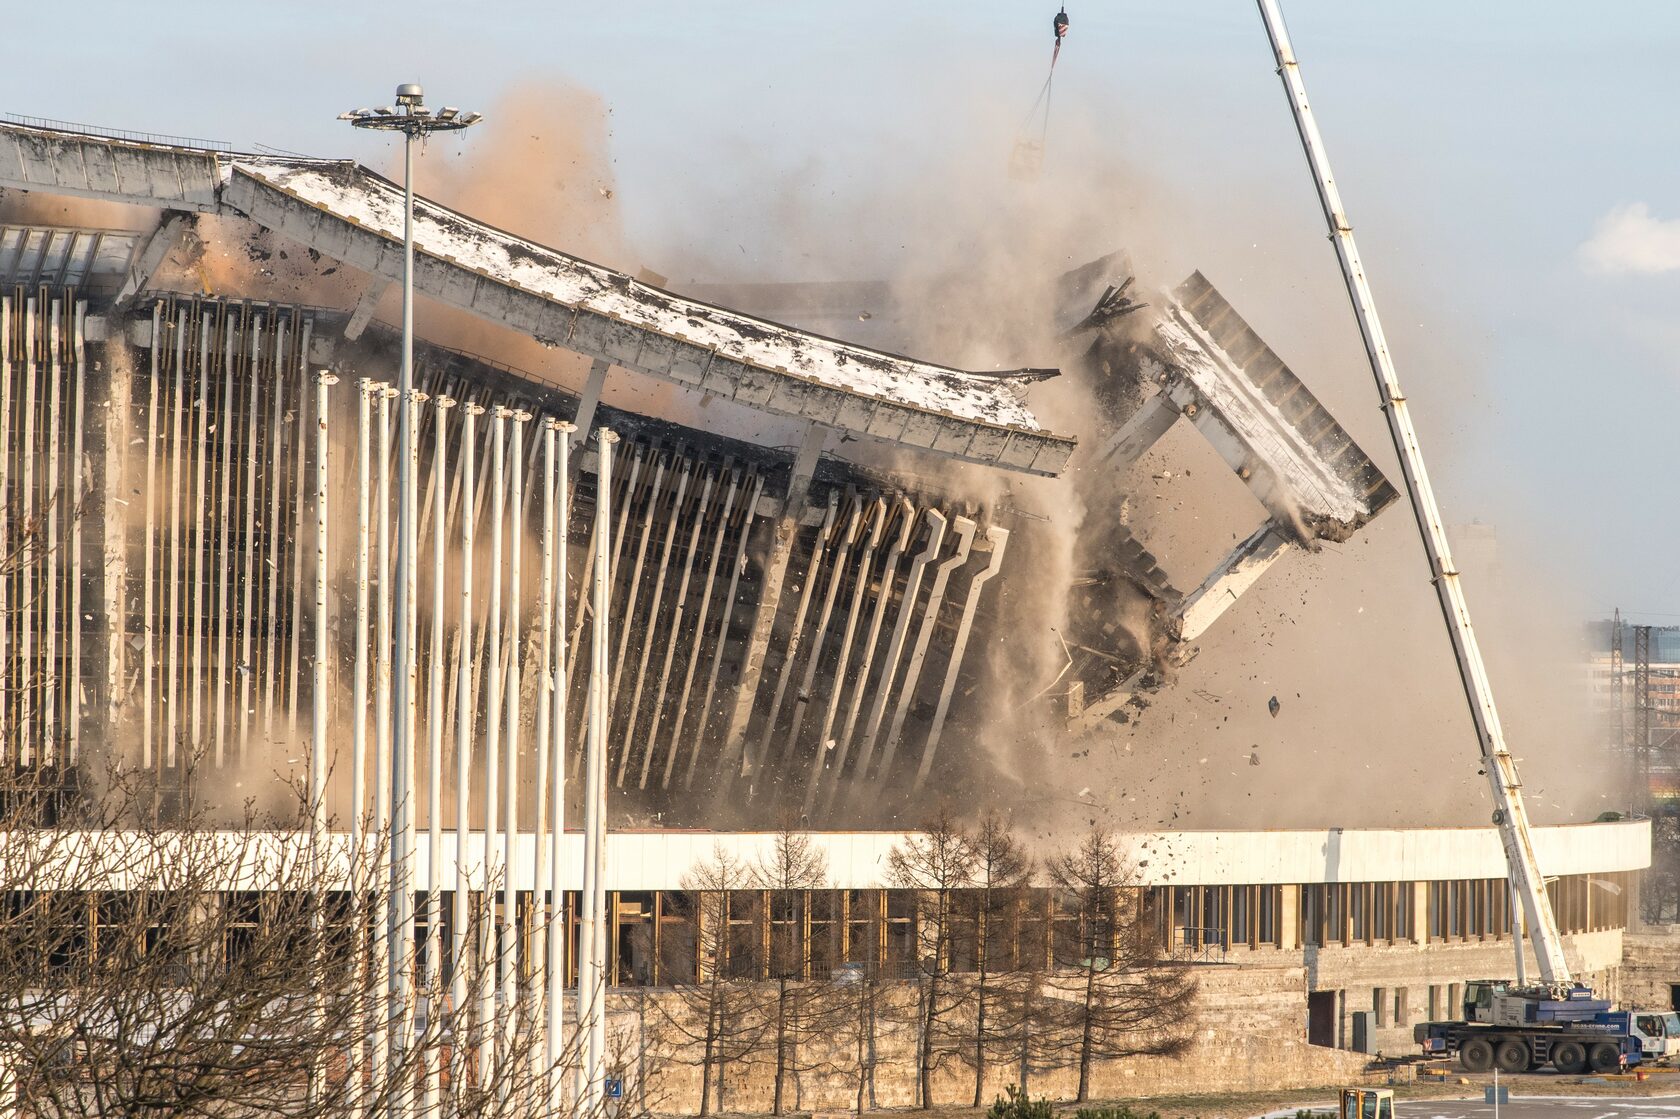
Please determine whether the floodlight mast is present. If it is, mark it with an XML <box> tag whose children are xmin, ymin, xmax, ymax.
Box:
<box><xmin>340</xmin><ymin>85</ymin><xmax>481</xmax><ymax>1119</ymax></box>
<box><xmin>1254</xmin><ymin>0</ymin><xmax>1572</xmax><ymax>987</ymax></box>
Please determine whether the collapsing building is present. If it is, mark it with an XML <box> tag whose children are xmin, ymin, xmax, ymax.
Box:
<box><xmin>0</xmin><ymin>117</ymin><xmax>1660</xmax><ymax>1110</ymax></box>
<box><xmin>0</xmin><ymin>117</ymin><xmax>1397</xmax><ymax>825</ymax></box>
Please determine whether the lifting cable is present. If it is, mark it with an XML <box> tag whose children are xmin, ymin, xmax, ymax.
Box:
<box><xmin>1014</xmin><ymin>8</ymin><xmax>1070</xmax><ymax>175</ymax></box>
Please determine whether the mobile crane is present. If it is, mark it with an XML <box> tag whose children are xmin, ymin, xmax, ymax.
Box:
<box><xmin>1254</xmin><ymin>1</ymin><xmax>1645</xmax><ymax>1074</ymax></box>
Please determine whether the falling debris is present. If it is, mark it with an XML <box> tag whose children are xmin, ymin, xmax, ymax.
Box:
<box><xmin>1268</xmin><ymin>695</ymin><xmax>1281</xmax><ymax>718</ymax></box>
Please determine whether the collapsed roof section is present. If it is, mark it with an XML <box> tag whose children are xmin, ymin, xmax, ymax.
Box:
<box><xmin>1063</xmin><ymin>268</ymin><xmax>1399</xmax><ymax>731</ymax></box>
<box><xmin>1145</xmin><ymin>272</ymin><xmax>1394</xmax><ymax>537</ymax></box>
<box><xmin>0</xmin><ymin>122</ymin><xmax>1075</xmax><ymax>475</ymax></box>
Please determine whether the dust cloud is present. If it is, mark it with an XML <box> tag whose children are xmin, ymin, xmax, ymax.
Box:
<box><xmin>639</xmin><ymin>67</ymin><xmax>1609</xmax><ymax>834</ymax></box>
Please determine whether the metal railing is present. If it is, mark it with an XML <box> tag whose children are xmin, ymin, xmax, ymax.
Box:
<box><xmin>1</xmin><ymin>113</ymin><xmax>230</xmax><ymax>152</ymax></box>
<box><xmin>1172</xmin><ymin>925</ymin><xmax>1229</xmax><ymax>963</ymax></box>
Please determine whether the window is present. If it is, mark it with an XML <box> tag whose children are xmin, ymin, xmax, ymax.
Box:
<box><xmin>1327</xmin><ymin>884</ymin><xmax>1347</xmax><ymax>945</ymax></box>
<box><xmin>767</xmin><ymin>889</ymin><xmax>804</xmax><ymax>980</ymax></box>
<box><xmin>658</xmin><ymin>891</ymin><xmax>697</xmax><ymax>986</ymax></box>
<box><xmin>1395</xmin><ymin>987</ymin><xmax>1409</xmax><ymax>1026</ymax></box>
<box><xmin>725</xmin><ymin>890</ymin><xmax>762</xmax><ymax>979</ymax></box>
<box><xmin>1258</xmin><ymin>885</ymin><xmax>1279</xmax><ymax>947</ymax></box>
<box><xmin>809</xmin><ymin>890</ymin><xmax>839</xmax><ymax>977</ymax></box>
<box><xmin>845</xmin><ymin>890</ymin><xmax>880</xmax><ymax>967</ymax></box>
<box><xmin>884</xmin><ymin>890</ymin><xmax>915</xmax><ymax>977</ymax></box>
<box><xmin>1373</xmin><ymin>987</ymin><xmax>1388</xmax><ymax>1027</ymax></box>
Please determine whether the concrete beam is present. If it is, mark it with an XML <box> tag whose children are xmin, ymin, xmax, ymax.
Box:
<box><xmin>0</xmin><ymin>126</ymin><xmax>221</xmax><ymax>211</ymax></box>
<box><xmin>1173</xmin><ymin>523</ymin><xmax>1293</xmax><ymax>642</ymax></box>
<box><xmin>1094</xmin><ymin>390</ymin><xmax>1178</xmax><ymax>472</ymax></box>
<box><xmin>113</xmin><ymin>212</ymin><xmax>191</xmax><ymax>308</ymax></box>
<box><xmin>571</xmin><ymin>358</ymin><xmax>610</xmax><ymax>447</ymax></box>
<box><xmin>342</xmin><ymin>277</ymin><xmax>390</xmax><ymax>341</ymax></box>
<box><xmin>1066</xmin><ymin>667</ymin><xmax>1147</xmax><ymax>736</ymax></box>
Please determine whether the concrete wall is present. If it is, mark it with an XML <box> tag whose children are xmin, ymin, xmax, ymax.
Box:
<box><xmin>1621</xmin><ymin>928</ymin><xmax>1680</xmax><ymax>1011</ymax></box>
<box><xmin>1245</xmin><ymin>929</ymin><xmax>1626</xmax><ymax>1056</ymax></box>
<box><xmin>609</xmin><ymin>965</ymin><xmax>1375</xmax><ymax>1115</ymax></box>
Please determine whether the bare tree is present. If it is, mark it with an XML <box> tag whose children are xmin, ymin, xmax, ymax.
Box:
<box><xmin>650</xmin><ymin>843</ymin><xmax>765</xmax><ymax>1116</ymax></box>
<box><xmin>752</xmin><ymin>822</ymin><xmax>829</xmax><ymax>1115</ymax></box>
<box><xmin>994</xmin><ymin>950</ymin><xmax>1059</xmax><ymax>1099</ymax></box>
<box><xmin>888</xmin><ymin>812</ymin><xmax>974</xmax><ymax>1109</ymax></box>
<box><xmin>1046</xmin><ymin>825</ymin><xmax>1197</xmax><ymax>1101</ymax></box>
<box><xmin>960</xmin><ymin>814</ymin><xmax>1031</xmax><ymax>1106</ymax></box>
<box><xmin>0</xmin><ymin>760</ymin><xmax>616</xmax><ymax>1119</ymax></box>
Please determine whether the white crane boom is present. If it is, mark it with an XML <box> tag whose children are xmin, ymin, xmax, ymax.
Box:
<box><xmin>1255</xmin><ymin>0</ymin><xmax>1572</xmax><ymax>985</ymax></box>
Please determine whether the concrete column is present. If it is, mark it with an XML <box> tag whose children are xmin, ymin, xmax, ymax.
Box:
<box><xmin>1412</xmin><ymin>882</ymin><xmax>1429</xmax><ymax>945</ymax></box>
<box><xmin>1174</xmin><ymin>524</ymin><xmax>1294</xmax><ymax>641</ymax></box>
<box><xmin>1093</xmin><ymin>390</ymin><xmax>1178</xmax><ymax>471</ymax></box>
<box><xmin>716</xmin><ymin>422</ymin><xmax>825</xmax><ymax>792</ymax></box>
<box><xmin>571</xmin><ymin>359</ymin><xmax>610</xmax><ymax>447</ymax></box>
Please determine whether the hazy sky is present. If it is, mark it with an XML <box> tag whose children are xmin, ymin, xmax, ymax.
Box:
<box><xmin>7</xmin><ymin>2</ymin><xmax>1679</xmax><ymax>621</ymax></box>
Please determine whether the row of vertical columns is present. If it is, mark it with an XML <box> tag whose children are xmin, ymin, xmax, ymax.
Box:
<box><xmin>729</xmin><ymin>481</ymin><xmax>1005</xmax><ymax>814</ymax></box>
<box><xmin>562</xmin><ymin>442</ymin><xmax>765</xmax><ymax>799</ymax></box>
<box><xmin>131</xmin><ymin>298</ymin><xmax>308</xmax><ymax>773</ymax></box>
<box><xmin>331</xmin><ymin>375</ymin><xmax>606</xmax><ymax>1115</ymax></box>
<box><xmin>0</xmin><ymin>290</ymin><xmax>87</xmax><ymax>770</ymax></box>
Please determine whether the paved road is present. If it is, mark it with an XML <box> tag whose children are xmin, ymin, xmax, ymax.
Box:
<box><xmin>1396</xmin><ymin>1097</ymin><xmax>1680</xmax><ymax>1119</ymax></box>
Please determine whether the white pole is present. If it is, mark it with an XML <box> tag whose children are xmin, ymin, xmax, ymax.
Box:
<box><xmin>351</xmin><ymin>378</ymin><xmax>372</xmax><ymax>1084</ymax></box>
<box><xmin>424</xmin><ymin>393</ymin><xmax>453</xmax><ymax>1119</ymax></box>
<box><xmin>373</xmin><ymin>384</ymin><xmax>396</xmax><ymax>1098</ymax></box>
<box><xmin>453</xmin><ymin>403</ymin><xmax>483</xmax><ymax>1102</ymax></box>
<box><xmin>532</xmin><ymin>420</ymin><xmax>556</xmax><ymax>1085</ymax></box>
<box><xmin>390</xmin><ymin>121</ymin><xmax>421</xmax><ymax>1119</ymax></box>
<box><xmin>1256</xmin><ymin>0</ymin><xmax>1570</xmax><ymax>985</ymax></box>
<box><xmin>310</xmin><ymin>369</ymin><xmax>335</xmax><ymax>1104</ymax></box>
<box><xmin>581</xmin><ymin>428</ymin><xmax>617</xmax><ymax>1116</ymax></box>
<box><xmin>546</xmin><ymin>420</ymin><xmax>575</xmax><ymax>1102</ymax></box>
<box><xmin>311</xmin><ymin>371</ymin><xmax>335</xmax><ymax>838</ymax></box>
<box><xmin>501</xmin><ymin>411</ymin><xmax>528</xmax><ymax>1079</ymax></box>
<box><xmin>480</xmin><ymin>408</ymin><xmax>508</xmax><ymax>1086</ymax></box>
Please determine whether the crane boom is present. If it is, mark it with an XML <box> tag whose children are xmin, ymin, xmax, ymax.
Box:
<box><xmin>1255</xmin><ymin>0</ymin><xmax>1572</xmax><ymax>985</ymax></box>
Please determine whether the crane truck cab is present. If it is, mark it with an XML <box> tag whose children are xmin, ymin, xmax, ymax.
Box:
<box><xmin>1631</xmin><ymin>1012</ymin><xmax>1680</xmax><ymax>1062</ymax></box>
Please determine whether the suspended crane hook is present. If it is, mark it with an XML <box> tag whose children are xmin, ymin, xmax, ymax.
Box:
<box><xmin>1012</xmin><ymin>8</ymin><xmax>1070</xmax><ymax>179</ymax></box>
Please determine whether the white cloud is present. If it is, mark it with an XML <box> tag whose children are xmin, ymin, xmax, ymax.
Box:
<box><xmin>1580</xmin><ymin>202</ymin><xmax>1680</xmax><ymax>275</ymax></box>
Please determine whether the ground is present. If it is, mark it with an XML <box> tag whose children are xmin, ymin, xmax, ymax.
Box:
<box><xmin>766</xmin><ymin>1068</ymin><xmax>1680</xmax><ymax>1119</ymax></box>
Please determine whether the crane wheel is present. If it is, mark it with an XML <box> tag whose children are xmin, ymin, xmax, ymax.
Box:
<box><xmin>1460</xmin><ymin>1038</ymin><xmax>1495</xmax><ymax>1072</ymax></box>
<box><xmin>1552</xmin><ymin>1041</ymin><xmax>1587</xmax><ymax>1074</ymax></box>
<box><xmin>1495</xmin><ymin>1040</ymin><xmax>1530</xmax><ymax>1073</ymax></box>
<box><xmin>1588</xmin><ymin>1043</ymin><xmax>1621</xmax><ymax>1073</ymax></box>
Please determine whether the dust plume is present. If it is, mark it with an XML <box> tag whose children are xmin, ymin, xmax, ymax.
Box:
<box><xmin>0</xmin><ymin>189</ymin><xmax>153</xmax><ymax>231</ymax></box>
<box><xmin>387</xmin><ymin>81</ymin><xmax>692</xmax><ymax>424</ymax></box>
<box><xmin>647</xmin><ymin>62</ymin><xmax>1608</xmax><ymax>834</ymax></box>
